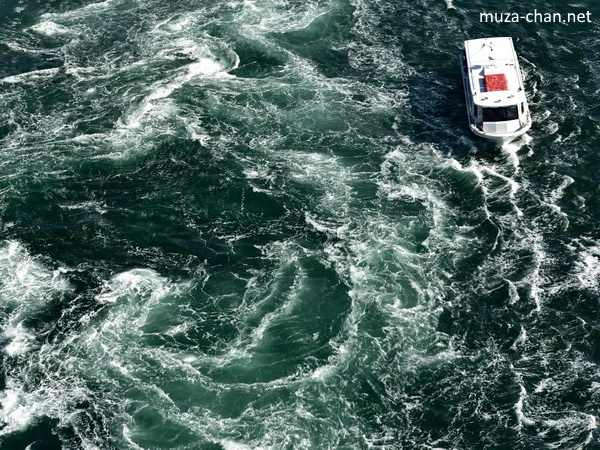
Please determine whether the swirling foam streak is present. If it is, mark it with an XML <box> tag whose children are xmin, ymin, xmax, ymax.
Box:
<box><xmin>0</xmin><ymin>241</ymin><xmax>74</xmax><ymax>435</ymax></box>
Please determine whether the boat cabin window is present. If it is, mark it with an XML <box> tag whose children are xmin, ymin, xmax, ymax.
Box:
<box><xmin>482</xmin><ymin>106</ymin><xmax>519</xmax><ymax>122</ymax></box>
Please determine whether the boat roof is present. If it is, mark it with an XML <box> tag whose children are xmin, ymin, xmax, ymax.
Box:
<box><xmin>464</xmin><ymin>37</ymin><xmax>527</xmax><ymax>108</ymax></box>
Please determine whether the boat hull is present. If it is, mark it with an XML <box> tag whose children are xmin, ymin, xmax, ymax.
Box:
<box><xmin>461</xmin><ymin>37</ymin><xmax>532</xmax><ymax>145</ymax></box>
<box><xmin>469</xmin><ymin>122</ymin><xmax>531</xmax><ymax>145</ymax></box>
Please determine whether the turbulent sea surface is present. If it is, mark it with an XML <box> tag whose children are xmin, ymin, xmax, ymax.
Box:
<box><xmin>0</xmin><ymin>0</ymin><xmax>599</xmax><ymax>448</ymax></box>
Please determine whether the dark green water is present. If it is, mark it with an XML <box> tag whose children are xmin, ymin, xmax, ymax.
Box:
<box><xmin>0</xmin><ymin>0</ymin><xmax>599</xmax><ymax>448</ymax></box>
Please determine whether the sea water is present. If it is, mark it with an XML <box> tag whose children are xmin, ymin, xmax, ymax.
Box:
<box><xmin>0</xmin><ymin>0</ymin><xmax>599</xmax><ymax>448</ymax></box>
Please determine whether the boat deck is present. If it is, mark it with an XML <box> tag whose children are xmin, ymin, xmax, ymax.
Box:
<box><xmin>464</xmin><ymin>37</ymin><xmax>525</xmax><ymax>108</ymax></box>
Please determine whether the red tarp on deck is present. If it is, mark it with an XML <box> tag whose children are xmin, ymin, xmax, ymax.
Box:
<box><xmin>484</xmin><ymin>73</ymin><xmax>508</xmax><ymax>92</ymax></box>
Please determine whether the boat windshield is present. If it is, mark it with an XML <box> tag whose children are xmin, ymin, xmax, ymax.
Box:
<box><xmin>482</xmin><ymin>106</ymin><xmax>519</xmax><ymax>122</ymax></box>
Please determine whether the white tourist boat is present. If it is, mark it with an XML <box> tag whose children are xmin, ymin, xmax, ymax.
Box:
<box><xmin>461</xmin><ymin>37</ymin><xmax>531</xmax><ymax>144</ymax></box>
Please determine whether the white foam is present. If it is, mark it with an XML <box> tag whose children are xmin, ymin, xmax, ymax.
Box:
<box><xmin>115</xmin><ymin>43</ymin><xmax>237</xmax><ymax>131</ymax></box>
<box><xmin>95</xmin><ymin>268</ymin><xmax>170</xmax><ymax>304</ymax></box>
<box><xmin>310</xmin><ymin>364</ymin><xmax>335</xmax><ymax>382</ymax></box>
<box><xmin>0</xmin><ymin>373</ymin><xmax>94</xmax><ymax>439</ymax></box>
<box><xmin>59</xmin><ymin>200</ymin><xmax>108</xmax><ymax>214</ymax></box>
<box><xmin>507</xmin><ymin>280</ymin><xmax>520</xmax><ymax>305</ymax></box>
<box><xmin>0</xmin><ymin>240</ymin><xmax>72</xmax><ymax>312</ymax></box>
<box><xmin>188</xmin><ymin>58</ymin><xmax>229</xmax><ymax>77</ymax></box>
<box><xmin>533</xmin><ymin>377</ymin><xmax>553</xmax><ymax>394</ymax></box>
<box><xmin>29</xmin><ymin>21</ymin><xmax>71</xmax><ymax>36</ymax></box>
<box><xmin>39</xmin><ymin>0</ymin><xmax>113</xmax><ymax>22</ymax></box>
<box><xmin>220</xmin><ymin>440</ymin><xmax>255</xmax><ymax>450</ymax></box>
<box><xmin>3</xmin><ymin>323</ymin><xmax>34</xmax><ymax>356</ymax></box>
<box><xmin>4</xmin><ymin>41</ymin><xmax>45</xmax><ymax>55</ymax></box>
<box><xmin>574</xmin><ymin>245</ymin><xmax>600</xmax><ymax>291</ymax></box>
<box><xmin>305</xmin><ymin>212</ymin><xmax>346</xmax><ymax>237</ymax></box>
<box><xmin>0</xmin><ymin>379</ymin><xmax>36</xmax><ymax>434</ymax></box>
<box><xmin>500</xmin><ymin>144</ymin><xmax>521</xmax><ymax>170</ymax></box>
<box><xmin>239</xmin><ymin>1</ymin><xmax>331</xmax><ymax>34</ymax></box>
<box><xmin>153</xmin><ymin>15</ymin><xmax>196</xmax><ymax>34</ymax></box>
<box><xmin>1</xmin><ymin>68</ymin><xmax>60</xmax><ymax>84</ymax></box>
<box><xmin>0</xmin><ymin>241</ymin><xmax>73</xmax><ymax>386</ymax></box>
<box><xmin>3</xmin><ymin>268</ymin><xmax>199</xmax><ymax>440</ymax></box>
<box><xmin>539</xmin><ymin>413</ymin><xmax>598</xmax><ymax>442</ymax></box>
<box><xmin>122</xmin><ymin>425</ymin><xmax>145</xmax><ymax>450</ymax></box>
<box><xmin>180</xmin><ymin>118</ymin><xmax>211</xmax><ymax>145</ymax></box>
<box><xmin>481</xmin><ymin>165</ymin><xmax>520</xmax><ymax>197</ymax></box>
<box><xmin>514</xmin><ymin>384</ymin><xmax>535</xmax><ymax>427</ymax></box>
